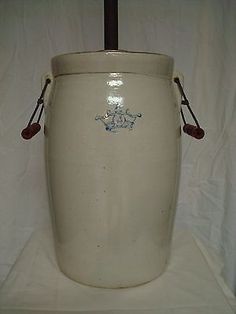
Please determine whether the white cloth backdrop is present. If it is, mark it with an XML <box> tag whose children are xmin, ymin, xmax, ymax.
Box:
<box><xmin>0</xmin><ymin>0</ymin><xmax>236</xmax><ymax>294</ymax></box>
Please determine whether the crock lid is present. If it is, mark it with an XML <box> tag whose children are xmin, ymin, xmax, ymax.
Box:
<box><xmin>51</xmin><ymin>50</ymin><xmax>173</xmax><ymax>79</ymax></box>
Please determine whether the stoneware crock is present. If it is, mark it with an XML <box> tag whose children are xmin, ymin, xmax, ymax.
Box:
<box><xmin>45</xmin><ymin>50</ymin><xmax>180</xmax><ymax>288</ymax></box>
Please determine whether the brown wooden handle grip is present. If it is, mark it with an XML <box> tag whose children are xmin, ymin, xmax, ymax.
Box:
<box><xmin>21</xmin><ymin>123</ymin><xmax>41</xmax><ymax>140</ymax></box>
<box><xmin>183</xmin><ymin>124</ymin><xmax>205</xmax><ymax>139</ymax></box>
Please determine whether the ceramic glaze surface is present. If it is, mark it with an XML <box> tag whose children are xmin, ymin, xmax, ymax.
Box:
<box><xmin>45</xmin><ymin>51</ymin><xmax>180</xmax><ymax>288</ymax></box>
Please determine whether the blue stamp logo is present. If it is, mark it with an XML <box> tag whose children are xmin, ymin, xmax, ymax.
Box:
<box><xmin>95</xmin><ymin>105</ymin><xmax>142</xmax><ymax>133</ymax></box>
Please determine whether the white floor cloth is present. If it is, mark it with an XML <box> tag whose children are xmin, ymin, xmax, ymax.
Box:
<box><xmin>0</xmin><ymin>229</ymin><xmax>235</xmax><ymax>314</ymax></box>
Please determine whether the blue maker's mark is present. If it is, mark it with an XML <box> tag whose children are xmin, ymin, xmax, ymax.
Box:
<box><xmin>95</xmin><ymin>105</ymin><xmax>142</xmax><ymax>133</ymax></box>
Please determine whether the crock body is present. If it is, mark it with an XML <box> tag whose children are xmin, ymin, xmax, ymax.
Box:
<box><xmin>45</xmin><ymin>51</ymin><xmax>180</xmax><ymax>288</ymax></box>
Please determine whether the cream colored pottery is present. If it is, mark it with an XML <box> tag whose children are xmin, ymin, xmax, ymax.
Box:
<box><xmin>45</xmin><ymin>50</ymin><xmax>180</xmax><ymax>288</ymax></box>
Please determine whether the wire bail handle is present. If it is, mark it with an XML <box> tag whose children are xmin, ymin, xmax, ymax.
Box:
<box><xmin>21</xmin><ymin>78</ymin><xmax>51</xmax><ymax>140</ymax></box>
<box><xmin>174</xmin><ymin>77</ymin><xmax>205</xmax><ymax>139</ymax></box>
